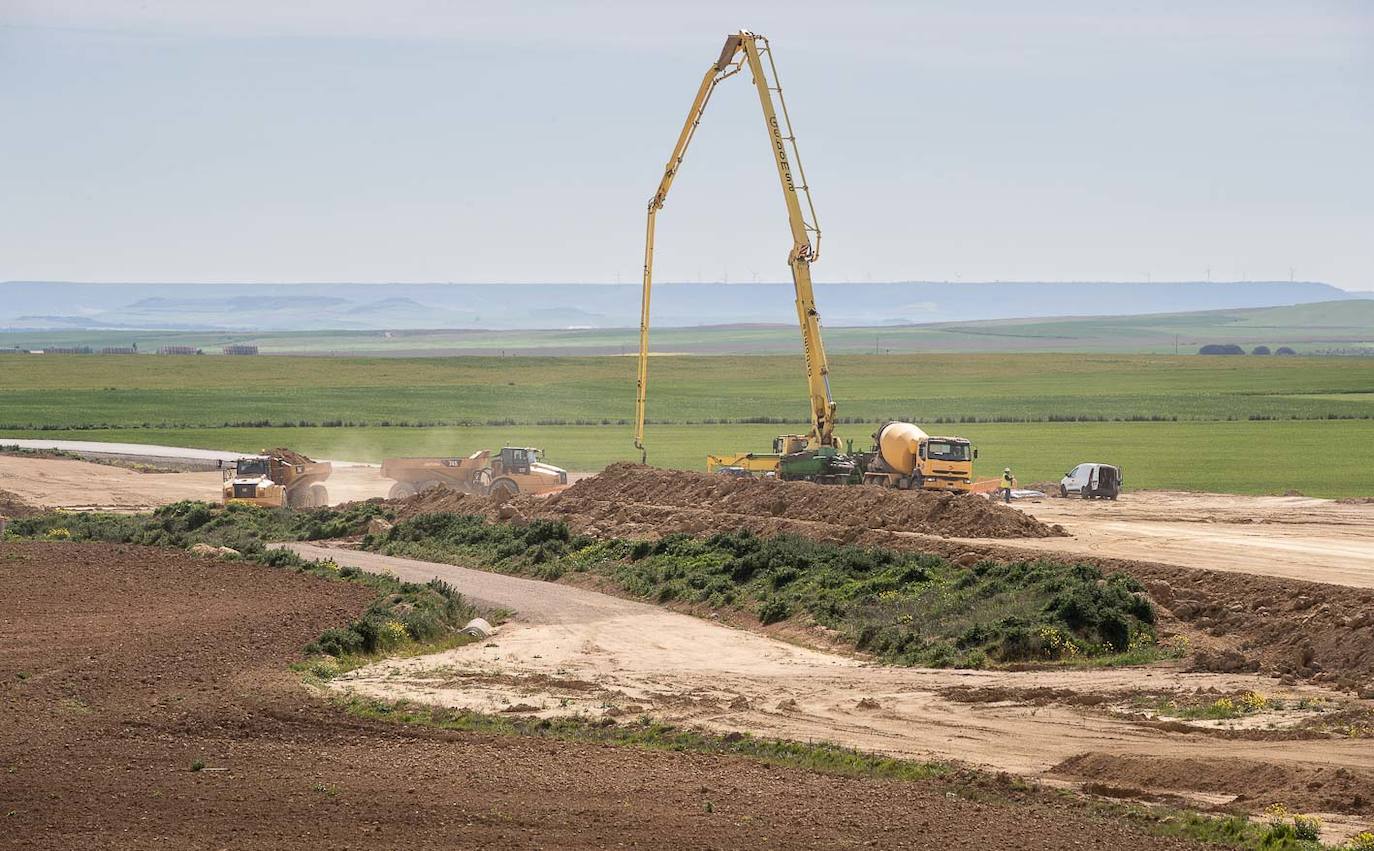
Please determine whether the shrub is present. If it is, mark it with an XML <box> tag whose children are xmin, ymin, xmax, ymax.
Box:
<box><xmin>369</xmin><ymin>520</ymin><xmax>1158</xmax><ymax>669</ymax></box>
<box><xmin>1293</xmin><ymin>814</ymin><xmax>1322</xmax><ymax>841</ymax></box>
<box><xmin>758</xmin><ymin>596</ymin><xmax>792</xmax><ymax>625</ymax></box>
<box><xmin>1198</xmin><ymin>344</ymin><xmax>1245</xmax><ymax>355</ymax></box>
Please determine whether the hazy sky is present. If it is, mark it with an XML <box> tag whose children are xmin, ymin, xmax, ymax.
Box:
<box><xmin>2</xmin><ymin>1</ymin><xmax>1370</xmax><ymax>289</ymax></box>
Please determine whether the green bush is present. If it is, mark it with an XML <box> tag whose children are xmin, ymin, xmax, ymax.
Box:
<box><xmin>369</xmin><ymin>517</ymin><xmax>1159</xmax><ymax>669</ymax></box>
<box><xmin>8</xmin><ymin>500</ymin><xmax>390</xmax><ymax>553</ymax></box>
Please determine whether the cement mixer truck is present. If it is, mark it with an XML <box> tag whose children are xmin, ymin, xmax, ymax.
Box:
<box><xmin>859</xmin><ymin>421</ymin><xmax>977</xmax><ymax>493</ymax></box>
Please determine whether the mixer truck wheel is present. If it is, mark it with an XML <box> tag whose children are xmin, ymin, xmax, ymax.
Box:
<box><xmin>388</xmin><ymin>482</ymin><xmax>418</xmax><ymax>499</ymax></box>
<box><xmin>309</xmin><ymin>484</ymin><xmax>329</xmax><ymax>507</ymax></box>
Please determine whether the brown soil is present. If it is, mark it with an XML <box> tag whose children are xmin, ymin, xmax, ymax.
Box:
<box><xmin>543</xmin><ymin>463</ymin><xmax>1063</xmax><ymax>538</ymax></box>
<box><xmin>0</xmin><ymin>540</ymin><xmax>1210</xmax><ymax>850</ymax></box>
<box><xmin>262</xmin><ymin>446</ymin><xmax>315</xmax><ymax>465</ymax></box>
<box><xmin>1052</xmin><ymin>753</ymin><xmax>1374</xmax><ymax>815</ymax></box>
<box><xmin>0</xmin><ymin>487</ymin><xmax>39</xmax><ymax>518</ymax></box>
<box><xmin>383</xmin><ymin>463</ymin><xmax>1063</xmax><ymax>540</ymax></box>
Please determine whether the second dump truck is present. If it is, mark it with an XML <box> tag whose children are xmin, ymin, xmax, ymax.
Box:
<box><xmin>381</xmin><ymin>446</ymin><xmax>568</xmax><ymax>499</ymax></box>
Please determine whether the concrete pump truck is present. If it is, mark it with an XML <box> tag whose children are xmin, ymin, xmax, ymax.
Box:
<box><xmin>633</xmin><ymin>31</ymin><xmax>855</xmax><ymax>483</ymax></box>
<box><xmin>632</xmin><ymin>31</ymin><xmax>977</xmax><ymax>491</ymax></box>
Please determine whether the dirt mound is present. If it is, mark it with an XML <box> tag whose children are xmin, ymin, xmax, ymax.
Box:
<box><xmin>533</xmin><ymin>463</ymin><xmax>1062</xmax><ymax>540</ymax></box>
<box><xmin>388</xmin><ymin>487</ymin><xmax>498</xmax><ymax>520</ymax></box>
<box><xmin>1052</xmin><ymin>752</ymin><xmax>1374</xmax><ymax>815</ymax></box>
<box><xmin>0</xmin><ymin>487</ymin><xmax>40</xmax><ymax>518</ymax></box>
<box><xmin>261</xmin><ymin>446</ymin><xmax>314</xmax><ymax>465</ymax></box>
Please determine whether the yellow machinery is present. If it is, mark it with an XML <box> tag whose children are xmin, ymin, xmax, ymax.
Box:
<box><xmin>633</xmin><ymin>32</ymin><xmax>977</xmax><ymax>490</ymax></box>
<box><xmin>862</xmin><ymin>421</ymin><xmax>977</xmax><ymax>493</ymax></box>
<box><xmin>634</xmin><ymin>32</ymin><xmax>852</xmax><ymax>482</ymax></box>
<box><xmin>222</xmin><ymin>452</ymin><xmax>332</xmax><ymax>509</ymax></box>
<box><xmin>380</xmin><ymin>447</ymin><xmax>568</xmax><ymax>499</ymax></box>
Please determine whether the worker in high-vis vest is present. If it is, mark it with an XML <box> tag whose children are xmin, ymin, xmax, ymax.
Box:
<box><xmin>1000</xmin><ymin>468</ymin><xmax>1016</xmax><ymax>504</ymax></box>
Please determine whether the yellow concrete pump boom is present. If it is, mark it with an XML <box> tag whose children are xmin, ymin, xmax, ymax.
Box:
<box><xmin>634</xmin><ymin>32</ymin><xmax>837</xmax><ymax>462</ymax></box>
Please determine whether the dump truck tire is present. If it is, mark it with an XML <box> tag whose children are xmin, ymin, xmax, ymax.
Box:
<box><xmin>309</xmin><ymin>484</ymin><xmax>328</xmax><ymax>507</ymax></box>
<box><xmin>489</xmin><ymin>478</ymin><xmax>519</xmax><ymax>499</ymax></box>
<box><xmin>388</xmin><ymin>482</ymin><xmax>418</xmax><ymax>499</ymax></box>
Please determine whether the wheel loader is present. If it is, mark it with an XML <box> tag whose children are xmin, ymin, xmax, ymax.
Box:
<box><xmin>222</xmin><ymin>450</ymin><xmax>332</xmax><ymax>509</ymax></box>
<box><xmin>380</xmin><ymin>446</ymin><xmax>568</xmax><ymax>499</ymax></box>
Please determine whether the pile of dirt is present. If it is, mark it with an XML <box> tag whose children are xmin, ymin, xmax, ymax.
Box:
<box><xmin>0</xmin><ymin>487</ymin><xmax>40</xmax><ymax>518</ymax></box>
<box><xmin>906</xmin><ymin>534</ymin><xmax>1374</xmax><ymax>691</ymax></box>
<box><xmin>1052</xmin><ymin>752</ymin><xmax>1374</xmax><ymax>815</ymax></box>
<box><xmin>387</xmin><ymin>487</ymin><xmax>498</xmax><ymax>520</ymax></box>
<box><xmin>530</xmin><ymin>463</ymin><xmax>1063</xmax><ymax>540</ymax></box>
<box><xmin>1138</xmin><ymin>567</ymin><xmax>1374</xmax><ymax>693</ymax></box>
<box><xmin>262</xmin><ymin>446</ymin><xmax>314</xmax><ymax>465</ymax></box>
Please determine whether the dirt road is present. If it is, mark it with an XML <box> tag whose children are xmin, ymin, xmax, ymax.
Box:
<box><xmin>0</xmin><ymin>453</ymin><xmax>224</xmax><ymax>511</ymax></box>
<box><xmin>0</xmin><ymin>453</ymin><xmax>391</xmax><ymax>511</ymax></box>
<box><xmin>1010</xmin><ymin>491</ymin><xmax>1374</xmax><ymax>588</ymax></box>
<box><xmin>288</xmin><ymin>543</ymin><xmax>1374</xmax><ymax>829</ymax></box>
<box><xmin>2</xmin><ymin>541</ymin><xmax>1212</xmax><ymax>850</ymax></box>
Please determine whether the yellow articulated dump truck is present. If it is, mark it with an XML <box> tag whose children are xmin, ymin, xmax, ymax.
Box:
<box><xmin>222</xmin><ymin>449</ymin><xmax>332</xmax><ymax>509</ymax></box>
<box><xmin>380</xmin><ymin>447</ymin><xmax>568</xmax><ymax>500</ymax></box>
<box><xmin>859</xmin><ymin>421</ymin><xmax>977</xmax><ymax>493</ymax></box>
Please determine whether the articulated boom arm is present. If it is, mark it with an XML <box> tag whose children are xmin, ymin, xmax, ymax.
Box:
<box><xmin>634</xmin><ymin>32</ymin><xmax>837</xmax><ymax>461</ymax></box>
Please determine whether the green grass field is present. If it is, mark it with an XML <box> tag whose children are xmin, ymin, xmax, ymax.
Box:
<box><xmin>3</xmin><ymin>419</ymin><xmax>1370</xmax><ymax>497</ymax></box>
<box><xmin>3</xmin><ymin>352</ymin><xmax>1373</xmax><ymax>429</ymax></box>
<box><xmin>3</xmin><ymin>352</ymin><xmax>1371</xmax><ymax>496</ymax></box>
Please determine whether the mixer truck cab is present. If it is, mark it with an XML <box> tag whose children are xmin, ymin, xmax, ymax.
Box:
<box><xmin>861</xmin><ymin>421</ymin><xmax>977</xmax><ymax>493</ymax></box>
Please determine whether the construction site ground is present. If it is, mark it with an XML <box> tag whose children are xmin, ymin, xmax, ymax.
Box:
<box><xmin>5</xmin><ymin>451</ymin><xmax>1372</xmax><ymax>589</ymax></box>
<box><xmin>6</xmin><ymin>450</ymin><xmax>1374</xmax><ymax>842</ymax></box>
<box><xmin>287</xmin><ymin>542</ymin><xmax>1374</xmax><ymax>839</ymax></box>
<box><xmin>3</xmin><ymin>540</ymin><xmax>1219</xmax><ymax>851</ymax></box>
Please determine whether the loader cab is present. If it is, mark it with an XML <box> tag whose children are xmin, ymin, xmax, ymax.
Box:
<box><xmin>772</xmin><ymin>434</ymin><xmax>810</xmax><ymax>455</ymax></box>
<box><xmin>497</xmin><ymin>446</ymin><xmax>539</xmax><ymax>475</ymax></box>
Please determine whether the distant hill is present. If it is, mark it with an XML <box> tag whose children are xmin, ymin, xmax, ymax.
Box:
<box><xmin>3</xmin><ymin>298</ymin><xmax>1370</xmax><ymax>357</ymax></box>
<box><xmin>0</xmin><ymin>280</ymin><xmax>1359</xmax><ymax>332</ymax></box>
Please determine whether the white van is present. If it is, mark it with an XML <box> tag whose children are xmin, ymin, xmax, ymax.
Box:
<box><xmin>1059</xmin><ymin>463</ymin><xmax>1122</xmax><ymax>499</ymax></box>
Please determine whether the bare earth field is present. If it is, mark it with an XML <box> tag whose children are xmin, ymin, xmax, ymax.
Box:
<box><xmin>0</xmin><ymin>453</ymin><xmax>392</xmax><ymax>512</ymax></box>
<box><xmin>1</xmin><ymin>541</ymin><xmax>1215</xmax><ymax>850</ymax></box>
<box><xmin>1014</xmin><ymin>491</ymin><xmax>1374</xmax><ymax>589</ymax></box>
